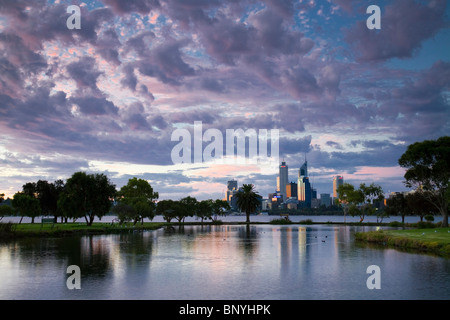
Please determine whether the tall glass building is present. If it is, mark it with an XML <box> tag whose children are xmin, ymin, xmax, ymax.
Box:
<box><xmin>297</xmin><ymin>160</ymin><xmax>311</xmax><ymax>208</ymax></box>
<box><xmin>333</xmin><ymin>176</ymin><xmax>344</xmax><ymax>198</ymax></box>
<box><xmin>279</xmin><ymin>161</ymin><xmax>288</xmax><ymax>202</ymax></box>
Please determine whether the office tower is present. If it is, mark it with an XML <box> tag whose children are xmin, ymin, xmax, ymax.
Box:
<box><xmin>297</xmin><ymin>160</ymin><xmax>311</xmax><ymax>208</ymax></box>
<box><xmin>286</xmin><ymin>182</ymin><xmax>298</xmax><ymax>199</ymax></box>
<box><xmin>268</xmin><ymin>191</ymin><xmax>283</xmax><ymax>209</ymax></box>
<box><xmin>279</xmin><ymin>161</ymin><xmax>288</xmax><ymax>202</ymax></box>
<box><xmin>333</xmin><ymin>176</ymin><xmax>344</xmax><ymax>198</ymax></box>
<box><xmin>227</xmin><ymin>180</ymin><xmax>238</xmax><ymax>191</ymax></box>
<box><xmin>226</xmin><ymin>180</ymin><xmax>238</xmax><ymax>210</ymax></box>
<box><xmin>320</xmin><ymin>194</ymin><xmax>331</xmax><ymax>207</ymax></box>
<box><xmin>298</xmin><ymin>176</ymin><xmax>311</xmax><ymax>207</ymax></box>
<box><xmin>300</xmin><ymin>160</ymin><xmax>307</xmax><ymax>177</ymax></box>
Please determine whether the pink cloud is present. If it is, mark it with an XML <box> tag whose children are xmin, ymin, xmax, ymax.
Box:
<box><xmin>188</xmin><ymin>164</ymin><xmax>263</xmax><ymax>178</ymax></box>
<box><xmin>346</xmin><ymin>166</ymin><xmax>406</xmax><ymax>181</ymax></box>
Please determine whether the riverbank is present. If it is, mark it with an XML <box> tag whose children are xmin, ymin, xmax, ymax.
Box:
<box><xmin>0</xmin><ymin>221</ymin><xmax>169</xmax><ymax>239</ymax></box>
<box><xmin>1</xmin><ymin>218</ymin><xmax>446</xmax><ymax>237</ymax></box>
<box><xmin>355</xmin><ymin>228</ymin><xmax>450</xmax><ymax>258</ymax></box>
<box><xmin>2</xmin><ymin>220</ymin><xmax>450</xmax><ymax>258</ymax></box>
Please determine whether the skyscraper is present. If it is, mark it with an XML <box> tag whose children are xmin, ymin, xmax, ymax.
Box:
<box><xmin>286</xmin><ymin>182</ymin><xmax>298</xmax><ymax>199</ymax></box>
<box><xmin>226</xmin><ymin>180</ymin><xmax>238</xmax><ymax>211</ymax></box>
<box><xmin>227</xmin><ymin>180</ymin><xmax>238</xmax><ymax>191</ymax></box>
<box><xmin>279</xmin><ymin>161</ymin><xmax>288</xmax><ymax>202</ymax></box>
<box><xmin>300</xmin><ymin>160</ymin><xmax>307</xmax><ymax>177</ymax></box>
<box><xmin>333</xmin><ymin>176</ymin><xmax>344</xmax><ymax>198</ymax></box>
<box><xmin>297</xmin><ymin>160</ymin><xmax>311</xmax><ymax>208</ymax></box>
<box><xmin>320</xmin><ymin>193</ymin><xmax>331</xmax><ymax>207</ymax></box>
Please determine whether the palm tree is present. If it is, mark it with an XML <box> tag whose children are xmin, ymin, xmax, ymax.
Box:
<box><xmin>236</xmin><ymin>184</ymin><xmax>260</xmax><ymax>223</ymax></box>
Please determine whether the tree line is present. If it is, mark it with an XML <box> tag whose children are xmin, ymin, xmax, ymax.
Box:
<box><xmin>336</xmin><ymin>136</ymin><xmax>449</xmax><ymax>227</ymax></box>
<box><xmin>1</xmin><ymin>136</ymin><xmax>448</xmax><ymax>227</ymax></box>
<box><xmin>336</xmin><ymin>182</ymin><xmax>385</xmax><ymax>223</ymax></box>
<box><xmin>0</xmin><ymin>173</ymin><xmax>230</xmax><ymax>226</ymax></box>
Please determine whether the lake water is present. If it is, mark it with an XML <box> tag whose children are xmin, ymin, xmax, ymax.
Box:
<box><xmin>2</xmin><ymin>214</ymin><xmax>443</xmax><ymax>224</ymax></box>
<box><xmin>0</xmin><ymin>223</ymin><xmax>449</xmax><ymax>300</ymax></box>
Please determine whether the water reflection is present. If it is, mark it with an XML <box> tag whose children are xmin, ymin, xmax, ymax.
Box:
<box><xmin>0</xmin><ymin>225</ymin><xmax>449</xmax><ymax>300</ymax></box>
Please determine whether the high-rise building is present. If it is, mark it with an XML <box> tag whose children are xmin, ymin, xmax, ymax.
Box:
<box><xmin>320</xmin><ymin>193</ymin><xmax>331</xmax><ymax>207</ymax></box>
<box><xmin>279</xmin><ymin>161</ymin><xmax>288</xmax><ymax>202</ymax></box>
<box><xmin>297</xmin><ymin>160</ymin><xmax>311</xmax><ymax>208</ymax></box>
<box><xmin>333</xmin><ymin>176</ymin><xmax>344</xmax><ymax>198</ymax></box>
<box><xmin>268</xmin><ymin>191</ymin><xmax>283</xmax><ymax>209</ymax></box>
<box><xmin>227</xmin><ymin>180</ymin><xmax>238</xmax><ymax>191</ymax></box>
<box><xmin>226</xmin><ymin>180</ymin><xmax>239</xmax><ymax>211</ymax></box>
<box><xmin>286</xmin><ymin>182</ymin><xmax>298</xmax><ymax>199</ymax></box>
<box><xmin>300</xmin><ymin>160</ymin><xmax>308</xmax><ymax>177</ymax></box>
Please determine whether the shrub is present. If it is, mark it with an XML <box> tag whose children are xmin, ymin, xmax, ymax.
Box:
<box><xmin>299</xmin><ymin>219</ymin><xmax>313</xmax><ymax>224</ymax></box>
<box><xmin>424</xmin><ymin>215</ymin><xmax>435</xmax><ymax>222</ymax></box>
<box><xmin>270</xmin><ymin>218</ymin><xmax>292</xmax><ymax>224</ymax></box>
<box><xmin>388</xmin><ymin>221</ymin><xmax>404</xmax><ymax>227</ymax></box>
<box><xmin>0</xmin><ymin>222</ymin><xmax>16</xmax><ymax>238</ymax></box>
<box><xmin>414</xmin><ymin>221</ymin><xmax>436</xmax><ymax>229</ymax></box>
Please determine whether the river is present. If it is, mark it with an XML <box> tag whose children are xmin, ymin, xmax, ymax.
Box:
<box><xmin>0</xmin><ymin>222</ymin><xmax>448</xmax><ymax>300</ymax></box>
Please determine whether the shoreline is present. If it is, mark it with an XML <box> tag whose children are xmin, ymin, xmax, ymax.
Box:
<box><xmin>1</xmin><ymin>220</ymin><xmax>449</xmax><ymax>258</ymax></box>
<box><xmin>355</xmin><ymin>228</ymin><xmax>450</xmax><ymax>258</ymax></box>
<box><xmin>0</xmin><ymin>218</ymin><xmax>444</xmax><ymax>237</ymax></box>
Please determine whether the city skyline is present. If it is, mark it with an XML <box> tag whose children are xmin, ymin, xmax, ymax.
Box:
<box><xmin>0</xmin><ymin>0</ymin><xmax>449</xmax><ymax>201</ymax></box>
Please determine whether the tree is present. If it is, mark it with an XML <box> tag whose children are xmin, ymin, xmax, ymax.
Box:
<box><xmin>405</xmin><ymin>191</ymin><xmax>437</xmax><ymax>222</ymax></box>
<box><xmin>37</xmin><ymin>180</ymin><xmax>64</xmax><ymax>222</ymax></box>
<box><xmin>179</xmin><ymin>196</ymin><xmax>197</xmax><ymax>223</ymax></box>
<box><xmin>385</xmin><ymin>193</ymin><xmax>409</xmax><ymax>223</ymax></box>
<box><xmin>0</xmin><ymin>205</ymin><xmax>14</xmax><ymax>221</ymax></box>
<box><xmin>117</xmin><ymin>177</ymin><xmax>158</xmax><ymax>225</ymax></box>
<box><xmin>12</xmin><ymin>193</ymin><xmax>41</xmax><ymax>223</ymax></box>
<box><xmin>58</xmin><ymin>172</ymin><xmax>91</xmax><ymax>223</ymax></box>
<box><xmin>0</xmin><ymin>193</ymin><xmax>4</xmax><ymax>203</ymax></box>
<box><xmin>398</xmin><ymin>136</ymin><xmax>450</xmax><ymax>227</ymax></box>
<box><xmin>111</xmin><ymin>202</ymin><xmax>136</xmax><ymax>225</ymax></box>
<box><xmin>21</xmin><ymin>180</ymin><xmax>65</xmax><ymax>223</ymax></box>
<box><xmin>359</xmin><ymin>183</ymin><xmax>384</xmax><ymax>223</ymax></box>
<box><xmin>336</xmin><ymin>183</ymin><xmax>364</xmax><ymax>222</ymax></box>
<box><xmin>88</xmin><ymin>173</ymin><xmax>116</xmax><ymax>225</ymax></box>
<box><xmin>211</xmin><ymin>199</ymin><xmax>230</xmax><ymax>222</ymax></box>
<box><xmin>236</xmin><ymin>184</ymin><xmax>260</xmax><ymax>223</ymax></box>
<box><xmin>156</xmin><ymin>199</ymin><xmax>178</xmax><ymax>223</ymax></box>
<box><xmin>337</xmin><ymin>182</ymin><xmax>383</xmax><ymax>223</ymax></box>
<box><xmin>196</xmin><ymin>199</ymin><xmax>213</xmax><ymax>223</ymax></box>
<box><xmin>59</xmin><ymin>172</ymin><xmax>116</xmax><ymax>226</ymax></box>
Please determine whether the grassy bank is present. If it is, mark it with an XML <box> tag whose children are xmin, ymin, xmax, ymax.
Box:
<box><xmin>355</xmin><ymin>227</ymin><xmax>450</xmax><ymax>258</ymax></box>
<box><xmin>0</xmin><ymin>221</ymin><xmax>169</xmax><ymax>239</ymax></box>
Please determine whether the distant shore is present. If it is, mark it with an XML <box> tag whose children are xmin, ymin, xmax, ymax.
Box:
<box><xmin>0</xmin><ymin>214</ymin><xmax>443</xmax><ymax>225</ymax></box>
<box><xmin>0</xmin><ymin>216</ymin><xmax>446</xmax><ymax>239</ymax></box>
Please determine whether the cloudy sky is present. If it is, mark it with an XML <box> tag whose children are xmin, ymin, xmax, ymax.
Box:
<box><xmin>0</xmin><ymin>0</ymin><xmax>449</xmax><ymax>201</ymax></box>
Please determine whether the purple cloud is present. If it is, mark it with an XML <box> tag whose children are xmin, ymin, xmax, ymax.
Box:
<box><xmin>345</xmin><ymin>0</ymin><xmax>447</xmax><ymax>62</ymax></box>
<box><xmin>101</xmin><ymin>0</ymin><xmax>161</xmax><ymax>15</ymax></box>
<box><xmin>66</xmin><ymin>57</ymin><xmax>103</xmax><ymax>92</ymax></box>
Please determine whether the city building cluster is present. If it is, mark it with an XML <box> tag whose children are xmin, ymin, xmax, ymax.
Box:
<box><xmin>225</xmin><ymin>159</ymin><xmax>344</xmax><ymax>212</ymax></box>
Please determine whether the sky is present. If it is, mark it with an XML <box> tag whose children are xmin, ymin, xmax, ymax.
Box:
<box><xmin>0</xmin><ymin>0</ymin><xmax>449</xmax><ymax>201</ymax></box>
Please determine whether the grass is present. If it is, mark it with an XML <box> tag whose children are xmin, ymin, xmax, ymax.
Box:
<box><xmin>355</xmin><ymin>227</ymin><xmax>450</xmax><ymax>258</ymax></box>
<box><xmin>1</xmin><ymin>221</ymin><xmax>168</xmax><ymax>239</ymax></box>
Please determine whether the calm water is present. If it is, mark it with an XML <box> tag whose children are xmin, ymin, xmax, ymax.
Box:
<box><xmin>0</xmin><ymin>224</ymin><xmax>449</xmax><ymax>300</ymax></box>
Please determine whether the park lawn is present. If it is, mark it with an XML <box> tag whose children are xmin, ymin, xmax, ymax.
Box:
<box><xmin>384</xmin><ymin>228</ymin><xmax>450</xmax><ymax>245</ymax></box>
<box><xmin>355</xmin><ymin>227</ymin><xmax>450</xmax><ymax>257</ymax></box>
<box><xmin>10</xmin><ymin>221</ymin><xmax>168</xmax><ymax>237</ymax></box>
